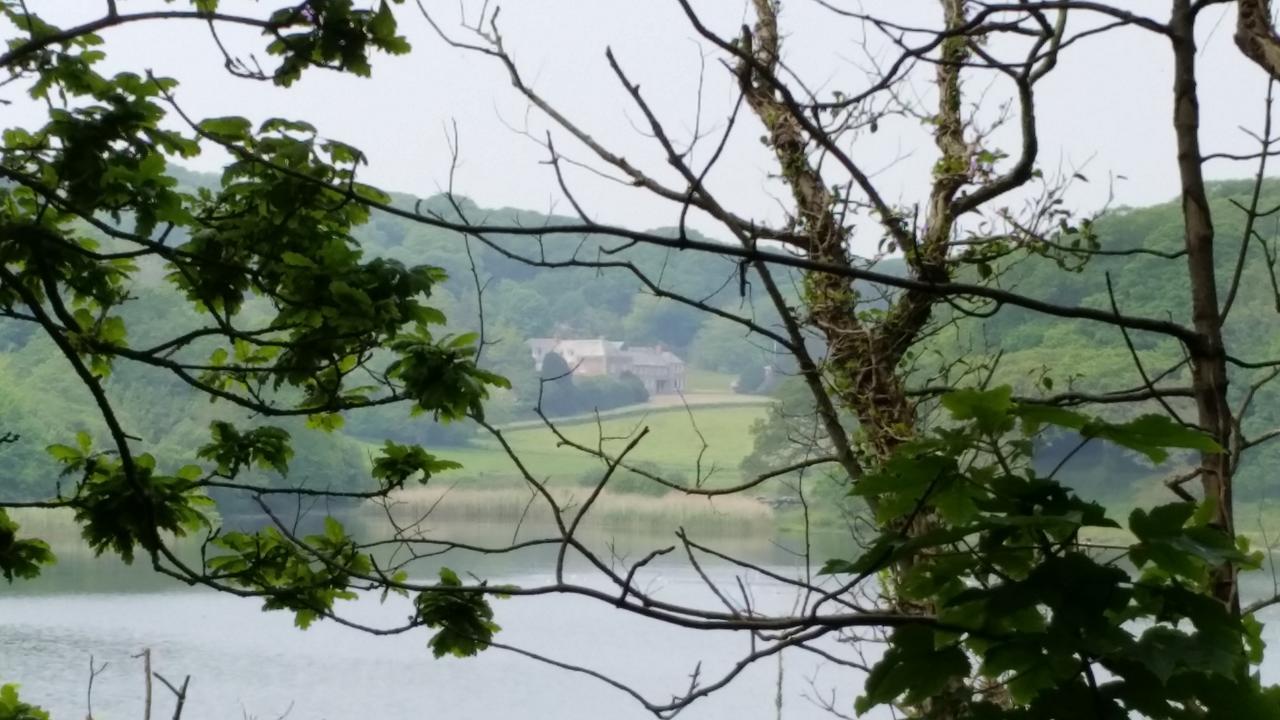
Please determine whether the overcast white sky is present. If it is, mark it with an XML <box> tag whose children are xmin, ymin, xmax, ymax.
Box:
<box><xmin>4</xmin><ymin>1</ymin><xmax>1273</xmax><ymax>256</ymax></box>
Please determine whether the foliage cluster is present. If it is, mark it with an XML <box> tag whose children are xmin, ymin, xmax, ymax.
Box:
<box><xmin>746</xmin><ymin>181</ymin><xmax>1280</xmax><ymax>505</ymax></box>
<box><xmin>829</xmin><ymin>387</ymin><xmax>1279</xmax><ymax>718</ymax></box>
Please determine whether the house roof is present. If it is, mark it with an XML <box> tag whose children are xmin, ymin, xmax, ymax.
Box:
<box><xmin>527</xmin><ymin>338</ymin><xmax>685</xmax><ymax>367</ymax></box>
<box><xmin>621</xmin><ymin>345</ymin><xmax>685</xmax><ymax>367</ymax></box>
<box><xmin>528</xmin><ymin>338</ymin><xmax>626</xmax><ymax>358</ymax></box>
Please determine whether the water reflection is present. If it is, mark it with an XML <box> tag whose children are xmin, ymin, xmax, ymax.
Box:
<box><xmin>2</xmin><ymin>512</ymin><xmax>868</xmax><ymax>720</ymax></box>
<box><xmin>3</xmin><ymin>511</ymin><xmax>1279</xmax><ymax>720</ymax></box>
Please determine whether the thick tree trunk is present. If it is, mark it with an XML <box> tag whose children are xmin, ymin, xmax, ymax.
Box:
<box><xmin>1237</xmin><ymin>0</ymin><xmax>1280</xmax><ymax>78</ymax></box>
<box><xmin>735</xmin><ymin>0</ymin><xmax>964</xmax><ymax>460</ymax></box>
<box><xmin>1171</xmin><ymin>0</ymin><xmax>1238</xmax><ymax>611</ymax></box>
<box><xmin>736</xmin><ymin>1</ymin><xmax>973</xmax><ymax>715</ymax></box>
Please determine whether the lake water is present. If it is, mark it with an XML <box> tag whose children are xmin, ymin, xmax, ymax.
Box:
<box><xmin>4</xmin><ymin>516</ymin><xmax>1280</xmax><ymax>720</ymax></box>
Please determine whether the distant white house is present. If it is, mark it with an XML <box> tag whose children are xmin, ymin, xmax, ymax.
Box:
<box><xmin>528</xmin><ymin>337</ymin><xmax>688</xmax><ymax>395</ymax></box>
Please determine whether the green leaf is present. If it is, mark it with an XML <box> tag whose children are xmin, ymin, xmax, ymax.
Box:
<box><xmin>856</xmin><ymin>626</ymin><xmax>970</xmax><ymax>713</ymax></box>
<box><xmin>941</xmin><ymin>386</ymin><xmax>1014</xmax><ymax>433</ymax></box>
<box><xmin>416</xmin><ymin>568</ymin><xmax>501</xmax><ymax>658</ymax></box>
<box><xmin>0</xmin><ymin>510</ymin><xmax>57</xmax><ymax>583</ymax></box>
<box><xmin>371</xmin><ymin>441</ymin><xmax>461</xmax><ymax>487</ymax></box>
<box><xmin>306</xmin><ymin>413</ymin><xmax>345</xmax><ymax>432</ymax></box>
<box><xmin>197</xmin><ymin>116</ymin><xmax>252</xmax><ymax>139</ymax></box>
<box><xmin>99</xmin><ymin>315</ymin><xmax>127</xmax><ymax>345</ymax></box>
<box><xmin>447</xmin><ymin>332</ymin><xmax>479</xmax><ymax>349</ymax></box>
<box><xmin>823</xmin><ymin>526</ymin><xmax>977</xmax><ymax>579</ymax></box>
<box><xmin>46</xmin><ymin>444</ymin><xmax>81</xmax><ymax>462</ymax></box>
<box><xmin>323</xmin><ymin>516</ymin><xmax>345</xmax><ymax>544</ymax></box>
<box><xmin>1130</xmin><ymin>502</ymin><xmax>1196</xmax><ymax>540</ymax></box>
<box><xmin>370</xmin><ymin>0</ymin><xmax>397</xmax><ymax>38</ymax></box>
<box><xmin>0</xmin><ymin>684</ymin><xmax>51</xmax><ymax>720</ymax></box>
<box><xmin>175</xmin><ymin>464</ymin><xmax>204</xmax><ymax>482</ymax></box>
<box><xmin>1135</xmin><ymin>626</ymin><xmax>1239</xmax><ymax>683</ymax></box>
<box><xmin>1243</xmin><ymin>613</ymin><xmax>1267</xmax><ymax>664</ymax></box>
<box><xmin>1014</xmin><ymin>404</ymin><xmax>1088</xmax><ymax>434</ymax></box>
<box><xmin>280</xmin><ymin>251</ymin><xmax>316</xmax><ymax>268</ymax></box>
<box><xmin>1082</xmin><ymin>415</ymin><xmax>1221</xmax><ymax>463</ymax></box>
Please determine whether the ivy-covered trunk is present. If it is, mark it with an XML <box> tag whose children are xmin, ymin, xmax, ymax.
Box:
<box><xmin>738</xmin><ymin>0</ymin><xmax>974</xmax><ymax>715</ymax></box>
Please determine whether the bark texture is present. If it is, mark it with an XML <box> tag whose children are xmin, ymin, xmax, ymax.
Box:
<box><xmin>1172</xmin><ymin>0</ymin><xmax>1238</xmax><ymax>611</ymax></box>
<box><xmin>736</xmin><ymin>0</ymin><xmax>966</xmax><ymax>462</ymax></box>
<box><xmin>737</xmin><ymin>0</ymin><xmax>973</xmax><ymax>714</ymax></box>
<box><xmin>1237</xmin><ymin>0</ymin><xmax>1280</xmax><ymax>79</ymax></box>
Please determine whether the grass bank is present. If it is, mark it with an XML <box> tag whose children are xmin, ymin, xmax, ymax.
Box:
<box><xmin>437</xmin><ymin>403</ymin><xmax>772</xmax><ymax>489</ymax></box>
<box><xmin>494</xmin><ymin>392</ymin><xmax>771</xmax><ymax>432</ymax></box>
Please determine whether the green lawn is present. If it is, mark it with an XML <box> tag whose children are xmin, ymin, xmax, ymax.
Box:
<box><xmin>685</xmin><ymin>367</ymin><xmax>738</xmax><ymax>393</ymax></box>
<box><xmin>435</xmin><ymin>404</ymin><xmax>770</xmax><ymax>489</ymax></box>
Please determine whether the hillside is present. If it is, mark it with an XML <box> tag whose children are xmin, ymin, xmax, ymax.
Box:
<box><xmin>0</xmin><ymin>169</ymin><xmax>798</xmax><ymax>499</ymax></box>
<box><xmin>931</xmin><ymin>180</ymin><xmax>1280</xmax><ymax>502</ymax></box>
<box><xmin>720</xmin><ymin>179</ymin><xmax>1280</xmax><ymax>511</ymax></box>
<box><xmin>6</xmin><ymin>169</ymin><xmax>1279</xmax><ymax>510</ymax></box>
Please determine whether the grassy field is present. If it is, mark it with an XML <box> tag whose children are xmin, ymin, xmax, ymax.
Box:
<box><xmin>495</xmin><ymin>392</ymin><xmax>770</xmax><ymax>432</ymax></box>
<box><xmin>685</xmin><ymin>368</ymin><xmax>738</xmax><ymax>393</ymax></box>
<box><xmin>434</xmin><ymin>403</ymin><xmax>771</xmax><ymax>490</ymax></box>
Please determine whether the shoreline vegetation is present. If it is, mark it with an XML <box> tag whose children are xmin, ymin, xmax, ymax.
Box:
<box><xmin>18</xmin><ymin>390</ymin><xmax>1280</xmax><ymax>545</ymax></box>
<box><xmin>12</xmin><ymin>495</ymin><xmax>1280</xmax><ymax>578</ymax></box>
<box><xmin>390</xmin><ymin>485</ymin><xmax>775</xmax><ymax>534</ymax></box>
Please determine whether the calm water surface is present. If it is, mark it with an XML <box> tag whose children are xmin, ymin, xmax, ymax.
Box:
<box><xmin>2</xmin><ymin>519</ymin><xmax>871</xmax><ymax>720</ymax></box>
<box><xmin>3</xmin><ymin>517</ymin><xmax>1279</xmax><ymax>720</ymax></box>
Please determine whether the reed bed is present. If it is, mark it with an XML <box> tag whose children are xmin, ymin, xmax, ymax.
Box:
<box><xmin>7</xmin><ymin>506</ymin><xmax>77</xmax><ymax>533</ymax></box>
<box><xmin>389</xmin><ymin>486</ymin><xmax>774</xmax><ymax>534</ymax></box>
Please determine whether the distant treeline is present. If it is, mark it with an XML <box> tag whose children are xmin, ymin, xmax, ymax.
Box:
<box><xmin>743</xmin><ymin>179</ymin><xmax>1280</xmax><ymax>505</ymax></box>
<box><xmin>8</xmin><ymin>169</ymin><xmax>1280</xmax><ymax>504</ymax></box>
<box><xmin>0</xmin><ymin>168</ymin><xmax>809</xmax><ymax>497</ymax></box>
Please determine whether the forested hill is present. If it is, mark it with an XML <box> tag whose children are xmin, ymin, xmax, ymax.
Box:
<box><xmin>928</xmin><ymin>179</ymin><xmax>1280</xmax><ymax>502</ymax></box>
<box><xmin>1</xmin><ymin>168</ymin><xmax>861</xmax><ymax>497</ymax></box>
<box><xmin>5</xmin><ymin>170</ymin><xmax>1280</xmax><ymax>503</ymax></box>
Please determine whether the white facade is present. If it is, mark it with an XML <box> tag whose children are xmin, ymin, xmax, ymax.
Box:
<box><xmin>527</xmin><ymin>337</ymin><xmax>687</xmax><ymax>394</ymax></box>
